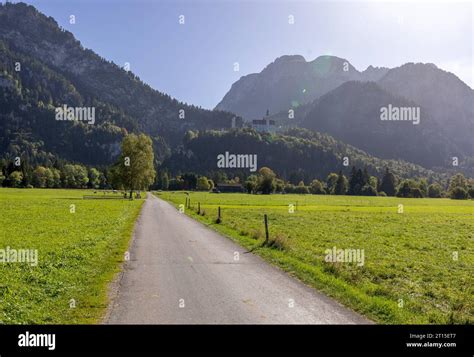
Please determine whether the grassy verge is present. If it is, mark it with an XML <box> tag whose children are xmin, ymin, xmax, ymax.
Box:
<box><xmin>0</xmin><ymin>188</ymin><xmax>143</xmax><ymax>324</ymax></box>
<box><xmin>157</xmin><ymin>191</ymin><xmax>473</xmax><ymax>324</ymax></box>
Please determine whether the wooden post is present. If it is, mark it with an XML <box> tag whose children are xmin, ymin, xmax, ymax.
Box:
<box><xmin>264</xmin><ymin>214</ymin><xmax>269</xmax><ymax>245</ymax></box>
<box><xmin>198</xmin><ymin>202</ymin><xmax>201</xmax><ymax>214</ymax></box>
<box><xmin>216</xmin><ymin>206</ymin><xmax>221</xmax><ymax>223</ymax></box>
<box><xmin>188</xmin><ymin>198</ymin><xmax>191</xmax><ymax>209</ymax></box>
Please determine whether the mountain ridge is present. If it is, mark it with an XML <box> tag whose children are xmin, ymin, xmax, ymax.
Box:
<box><xmin>0</xmin><ymin>2</ymin><xmax>240</xmax><ymax>166</ymax></box>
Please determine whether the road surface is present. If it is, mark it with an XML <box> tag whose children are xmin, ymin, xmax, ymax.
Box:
<box><xmin>105</xmin><ymin>194</ymin><xmax>370</xmax><ymax>324</ymax></box>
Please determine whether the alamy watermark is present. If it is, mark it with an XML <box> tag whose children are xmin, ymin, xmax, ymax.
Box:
<box><xmin>0</xmin><ymin>246</ymin><xmax>38</xmax><ymax>266</ymax></box>
<box><xmin>324</xmin><ymin>246</ymin><xmax>365</xmax><ymax>266</ymax></box>
<box><xmin>380</xmin><ymin>104</ymin><xmax>420</xmax><ymax>125</ymax></box>
<box><xmin>217</xmin><ymin>151</ymin><xmax>257</xmax><ymax>172</ymax></box>
<box><xmin>55</xmin><ymin>105</ymin><xmax>95</xmax><ymax>125</ymax></box>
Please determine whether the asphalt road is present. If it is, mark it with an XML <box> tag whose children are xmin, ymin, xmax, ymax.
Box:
<box><xmin>105</xmin><ymin>194</ymin><xmax>370</xmax><ymax>324</ymax></box>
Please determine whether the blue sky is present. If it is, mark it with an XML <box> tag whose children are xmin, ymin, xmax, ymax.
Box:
<box><xmin>17</xmin><ymin>0</ymin><xmax>474</xmax><ymax>109</ymax></box>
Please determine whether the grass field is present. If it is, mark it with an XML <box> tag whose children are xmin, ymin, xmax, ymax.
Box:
<box><xmin>158</xmin><ymin>191</ymin><xmax>474</xmax><ymax>324</ymax></box>
<box><xmin>0</xmin><ymin>188</ymin><xmax>143</xmax><ymax>324</ymax></box>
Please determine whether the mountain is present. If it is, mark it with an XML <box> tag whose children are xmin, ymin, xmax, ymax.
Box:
<box><xmin>217</xmin><ymin>54</ymin><xmax>473</xmax><ymax>172</ymax></box>
<box><xmin>0</xmin><ymin>2</ymin><xmax>240</xmax><ymax>166</ymax></box>
<box><xmin>377</xmin><ymin>63</ymin><xmax>474</xmax><ymax>157</ymax></box>
<box><xmin>215</xmin><ymin>55</ymin><xmax>393</xmax><ymax>120</ymax></box>
<box><xmin>299</xmin><ymin>81</ymin><xmax>456</xmax><ymax>169</ymax></box>
<box><xmin>216</xmin><ymin>55</ymin><xmax>363</xmax><ymax>120</ymax></box>
<box><xmin>362</xmin><ymin>65</ymin><xmax>390</xmax><ymax>82</ymax></box>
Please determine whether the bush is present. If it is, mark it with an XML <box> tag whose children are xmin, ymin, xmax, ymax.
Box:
<box><xmin>294</xmin><ymin>185</ymin><xmax>310</xmax><ymax>194</ymax></box>
<box><xmin>468</xmin><ymin>187</ymin><xmax>474</xmax><ymax>199</ymax></box>
<box><xmin>196</xmin><ymin>176</ymin><xmax>210</xmax><ymax>191</ymax></box>
<box><xmin>428</xmin><ymin>183</ymin><xmax>442</xmax><ymax>198</ymax></box>
<box><xmin>450</xmin><ymin>187</ymin><xmax>468</xmax><ymax>200</ymax></box>
<box><xmin>378</xmin><ymin>191</ymin><xmax>387</xmax><ymax>197</ymax></box>
<box><xmin>8</xmin><ymin>171</ymin><xmax>23</xmax><ymax>188</ymax></box>
<box><xmin>310</xmin><ymin>179</ymin><xmax>326</xmax><ymax>194</ymax></box>
<box><xmin>361</xmin><ymin>184</ymin><xmax>377</xmax><ymax>196</ymax></box>
<box><xmin>412</xmin><ymin>188</ymin><xmax>423</xmax><ymax>198</ymax></box>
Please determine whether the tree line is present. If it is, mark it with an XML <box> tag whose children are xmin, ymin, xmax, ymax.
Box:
<box><xmin>155</xmin><ymin>166</ymin><xmax>474</xmax><ymax>200</ymax></box>
<box><xmin>0</xmin><ymin>134</ymin><xmax>155</xmax><ymax>197</ymax></box>
<box><xmin>2</xmin><ymin>132</ymin><xmax>473</xmax><ymax>200</ymax></box>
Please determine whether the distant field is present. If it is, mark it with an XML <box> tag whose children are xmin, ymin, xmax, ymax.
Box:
<box><xmin>0</xmin><ymin>188</ymin><xmax>143</xmax><ymax>324</ymax></box>
<box><xmin>157</xmin><ymin>191</ymin><xmax>474</xmax><ymax>324</ymax></box>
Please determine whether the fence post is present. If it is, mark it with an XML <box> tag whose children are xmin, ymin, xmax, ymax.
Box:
<box><xmin>264</xmin><ymin>214</ymin><xmax>269</xmax><ymax>245</ymax></box>
<box><xmin>198</xmin><ymin>202</ymin><xmax>201</xmax><ymax>214</ymax></box>
<box><xmin>216</xmin><ymin>206</ymin><xmax>221</xmax><ymax>223</ymax></box>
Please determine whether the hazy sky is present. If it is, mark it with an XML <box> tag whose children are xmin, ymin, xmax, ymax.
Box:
<box><xmin>20</xmin><ymin>0</ymin><xmax>474</xmax><ymax>109</ymax></box>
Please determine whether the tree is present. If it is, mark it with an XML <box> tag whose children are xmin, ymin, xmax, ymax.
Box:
<box><xmin>468</xmin><ymin>186</ymin><xmax>474</xmax><ymax>199</ymax></box>
<box><xmin>118</xmin><ymin>134</ymin><xmax>156</xmax><ymax>198</ymax></box>
<box><xmin>88</xmin><ymin>168</ymin><xmax>101</xmax><ymax>189</ymax></box>
<box><xmin>98</xmin><ymin>171</ymin><xmax>107</xmax><ymax>189</ymax></box>
<box><xmin>396</xmin><ymin>179</ymin><xmax>422</xmax><ymax>198</ymax></box>
<box><xmin>196</xmin><ymin>176</ymin><xmax>211</xmax><ymax>191</ymax></box>
<box><xmin>44</xmin><ymin>168</ymin><xmax>55</xmax><ymax>188</ymax></box>
<box><xmin>419</xmin><ymin>179</ymin><xmax>428</xmax><ymax>198</ymax></box>
<box><xmin>8</xmin><ymin>171</ymin><xmax>23</xmax><ymax>188</ymax></box>
<box><xmin>380</xmin><ymin>168</ymin><xmax>397</xmax><ymax>196</ymax></box>
<box><xmin>257</xmin><ymin>167</ymin><xmax>276</xmax><ymax>194</ymax></box>
<box><xmin>62</xmin><ymin>164</ymin><xmax>89</xmax><ymax>188</ymax></box>
<box><xmin>348</xmin><ymin>167</ymin><xmax>365</xmax><ymax>195</ymax></box>
<box><xmin>369</xmin><ymin>176</ymin><xmax>378</xmax><ymax>191</ymax></box>
<box><xmin>161</xmin><ymin>172</ymin><xmax>170</xmax><ymax>190</ymax></box>
<box><xmin>396</xmin><ymin>180</ymin><xmax>412</xmax><ymax>198</ymax></box>
<box><xmin>20</xmin><ymin>158</ymin><xmax>33</xmax><ymax>188</ymax></box>
<box><xmin>294</xmin><ymin>180</ymin><xmax>310</xmax><ymax>194</ymax></box>
<box><xmin>169</xmin><ymin>176</ymin><xmax>185</xmax><ymax>191</ymax></box>
<box><xmin>362</xmin><ymin>167</ymin><xmax>370</xmax><ymax>187</ymax></box>
<box><xmin>32</xmin><ymin>166</ymin><xmax>47</xmax><ymax>188</ymax></box>
<box><xmin>245</xmin><ymin>175</ymin><xmax>258</xmax><ymax>194</ymax></box>
<box><xmin>347</xmin><ymin>167</ymin><xmax>357</xmax><ymax>195</ymax></box>
<box><xmin>182</xmin><ymin>173</ymin><xmax>198</xmax><ymax>190</ymax></box>
<box><xmin>310</xmin><ymin>179</ymin><xmax>325</xmax><ymax>194</ymax></box>
<box><xmin>62</xmin><ymin>165</ymin><xmax>76</xmax><ymax>188</ymax></box>
<box><xmin>412</xmin><ymin>187</ymin><xmax>423</xmax><ymax>198</ymax></box>
<box><xmin>326</xmin><ymin>173</ymin><xmax>338</xmax><ymax>194</ymax></box>
<box><xmin>428</xmin><ymin>183</ymin><xmax>442</xmax><ymax>198</ymax></box>
<box><xmin>448</xmin><ymin>173</ymin><xmax>468</xmax><ymax>192</ymax></box>
<box><xmin>361</xmin><ymin>184</ymin><xmax>377</xmax><ymax>196</ymax></box>
<box><xmin>450</xmin><ymin>187</ymin><xmax>468</xmax><ymax>200</ymax></box>
<box><xmin>334</xmin><ymin>171</ymin><xmax>348</xmax><ymax>195</ymax></box>
<box><xmin>210</xmin><ymin>171</ymin><xmax>228</xmax><ymax>185</ymax></box>
<box><xmin>107</xmin><ymin>165</ymin><xmax>124</xmax><ymax>190</ymax></box>
<box><xmin>274</xmin><ymin>178</ymin><xmax>285</xmax><ymax>193</ymax></box>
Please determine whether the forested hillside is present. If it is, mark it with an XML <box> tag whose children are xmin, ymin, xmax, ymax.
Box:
<box><xmin>161</xmin><ymin>128</ymin><xmax>446</xmax><ymax>184</ymax></box>
<box><xmin>0</xmin><ymin>2</ymin><xmax>239</xmax><ymax>167</ymax></box>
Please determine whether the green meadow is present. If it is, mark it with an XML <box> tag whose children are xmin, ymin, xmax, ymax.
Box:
<box><xmin>0</xmin><ymin>188</ymin><xmax>143</xmax><ymax>324</ymax></box>
<box><xmin>158</xmin><ymin>191</ymin><xmax>474</xmax><ymax>324</ymax></box>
